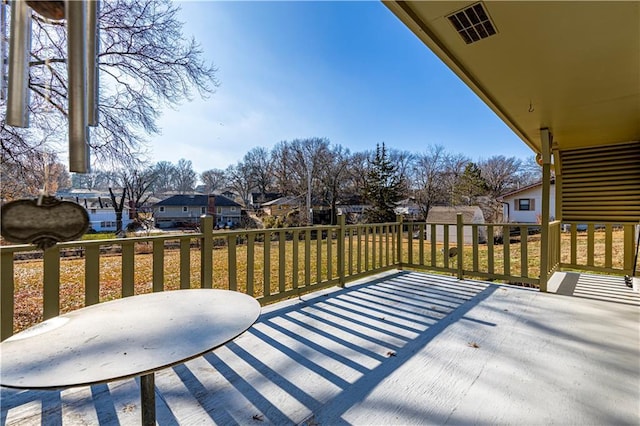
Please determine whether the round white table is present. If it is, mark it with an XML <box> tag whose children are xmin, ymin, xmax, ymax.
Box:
<box><xmin>0</xmin><ymin>289</ymin><xmax>261</xmax><ymax>425</ymax></box>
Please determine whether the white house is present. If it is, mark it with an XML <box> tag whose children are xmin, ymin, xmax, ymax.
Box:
<box><xmin>425</xmin><ymin>206</ymin><xmax>487</xmax><ymax>244</ymax></box>
<box><xmin>57</xmin><ymin>190</ymin><xmax>132</xmax><ymax>232</ymax></box>
<box><xmin>500</xmin><ymin>181</ymin><xmax>556</xmax><ymax>223</ymax></box>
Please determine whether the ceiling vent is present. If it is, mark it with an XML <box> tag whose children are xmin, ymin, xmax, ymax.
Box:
<box><xmin>447</xmin><ymin>2</ymin><xmax>497</xmax><ymax>45</ymax></box>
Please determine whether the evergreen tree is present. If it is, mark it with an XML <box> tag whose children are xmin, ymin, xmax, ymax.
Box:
<box><xmin>364</xmin><ymin>143</ymin><xmax>406</xmax><ymax>223</ymax></box>
<box><xmin>454</xmin><ymin>162</ymin><xmax>488</xmax><ymax>205</ymax></box>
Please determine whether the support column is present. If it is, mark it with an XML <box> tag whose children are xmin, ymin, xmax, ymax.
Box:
<box><xmin>539</xmin><ymin>128</ymin><xmax>553</xmax><ymax>292</ymax></box>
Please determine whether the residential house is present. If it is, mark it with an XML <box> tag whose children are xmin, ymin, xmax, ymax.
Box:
<box><xmin>261</xmin><ymin>196</ymin><xmax>303</xmax><ymax>218</ymax></box>
<box><xmin>500</xmin><ymin>181</ymin><xmax>556</xmax><ymax>223</ymax></box>
<box><xmin>395</xmin><ymin>198</ymin><xmax>423</xmax><ymax>221</ymax></box>
<box><xmin>58</xmin><ymin>190</ymin><xmax>132</xmax><ymax>232</ymax></box>
<box><xmin>249</xmin><ymin>192</ymin><xmax>282</xmax><ymax>209</ymax></box>
<box><xmin>153</xmin><ymin>194</ymin><xmax>242</xmax><ymax>229</ymax></box>
<box><xmin>425</xmin><ymin>206</ymin><xmax>487</xmax><ymax>244</ymax></box>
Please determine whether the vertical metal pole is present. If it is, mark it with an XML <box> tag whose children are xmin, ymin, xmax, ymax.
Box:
<box><xmin>6</xmin><ymin>0</ymin><xmax>31</xmax><ymax>127</ymax></box>
<box><xmin>1</xmin><ymin>1</ymin><xmax>7</xmax><ymax>101</ymax></box>
<box><xmin>66</xmin><ymin>0</ymin><xmax>89</xmax><ymax>173</ymax></box>
<box><xmin>539</xmin><ymin>128</ymin><xmax>552</xmax><ymax>292</ymax></box>
<box><xmin>140</xmin><ymin>373</ymin><xmax>156</xmax><ymax>426</ymax></box>
<box><xmin>85</xmin><ymin>0</ymin><xmax>99</xmax><ymax>126</ymax></box>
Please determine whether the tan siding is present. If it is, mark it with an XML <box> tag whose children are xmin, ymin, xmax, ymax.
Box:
<box><xmin>560</xmin><ymin>142</ymin><xmax>640</xmax><ymax>222</ymax></box>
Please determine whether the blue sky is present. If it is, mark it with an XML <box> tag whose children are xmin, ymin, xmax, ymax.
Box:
<box><xmin>152</xmin><ymin>1</ymin><xmax>533</xmax><ymax>173</ymax></box>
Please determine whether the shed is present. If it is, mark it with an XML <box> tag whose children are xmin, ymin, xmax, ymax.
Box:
<box><xmin>425</xmin><ymin>206</ymin><xmax>486</xmax><ymax>244</ymax></box>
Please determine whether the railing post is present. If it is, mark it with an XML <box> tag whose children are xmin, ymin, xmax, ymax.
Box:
<box><xmin>396</xmin><ymin>215</ymin><xmax>403</xmax><ymax>268</ymax></box>
<box><xmin>456</xmin><ymin>213</ymin><xmax>464</xmax><ymax>280</ymax></box>
<box><xmin>337</xmin><ymin>215</ymin><xmax>345</xmax><ymax>287</ymax></box>
<box><xmin>200</xmin><ymin>215</ymin><xmax>213</xmax><ymax>288</ymax></box>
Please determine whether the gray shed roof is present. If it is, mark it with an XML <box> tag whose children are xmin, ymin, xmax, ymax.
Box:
<box><xmin>426</xmin><ymin>206</ymin><xmax>484</xmax><ymax>224</ymax></box>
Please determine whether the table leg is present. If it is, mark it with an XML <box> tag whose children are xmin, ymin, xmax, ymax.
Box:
<box><xmin>141</xmin><ymin>373</ymin><xmax>156</xmax><ymax>426</ymax></box>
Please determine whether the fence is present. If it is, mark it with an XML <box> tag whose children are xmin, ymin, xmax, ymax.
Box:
<box><xmin>1</xmin><ymin>215</ymin><xmax>636</xmax><ymax>340</ymax></box>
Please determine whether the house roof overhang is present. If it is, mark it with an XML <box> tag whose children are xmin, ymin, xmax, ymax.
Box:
<box><xmin>383</xmin><ymin>1</ymin><xmax>640</xmax><ymax>154</ymax></box>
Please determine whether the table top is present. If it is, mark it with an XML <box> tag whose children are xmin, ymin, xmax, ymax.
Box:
<box><xmin>0</xmin><ymin>289</ymin><xmax>260</xmax><ymax>389</ymax></box>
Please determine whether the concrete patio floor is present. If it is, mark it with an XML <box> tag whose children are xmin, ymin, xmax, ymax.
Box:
<box><xmin>2</xmin><ymin>270</ymin><xmax>639</xmax><ymax>425</ymax></box>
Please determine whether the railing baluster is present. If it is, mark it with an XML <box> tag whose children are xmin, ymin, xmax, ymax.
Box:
<box><xmin>418</xmin><ymin>224</ymin><xmax>424</xmax><ymax>266</ymax></box>
<box><xmin>228</xmin><ymin>234</ymin><xmax>238</xmax><ymax>292</ymax></box>
<box><xmin>293</xmin><ymin>230</ymin><xmax>299</xmax><ymax>289</ymax></box>
<box><xmin>407</xmin><ymin>224</ymin><xmax>413</xmax><ymax>265</ymax></box>
<box><xmin>121</xmin><ymin>242</ymin><xmax>135</xmax><ymax>297</ymax></box>
<box><xmin>605</xmin><ymin>224</ymin><xmax>613</xmax><ymax>269</ymax></box>
<box><xmin>85</xmin><ymin>244</ymin><xmax>100</xmax><ymax>306</ymax></box>
<box><xmin>316</xmin><ymin>230</ymin><xmax>322</xmax><ymax>284</ymax></box>
<box><xmin>503</xmin><ymin>225</ymin><xmax>510</xmax><ymax>277</ymax></box>
<box><xmin>587</xmin><ymin>223</ymin><xmax>595</xmax><ymax>267</ymax></box>
<box><xmin>152</xmin><ymin>240</ymin><xmax>164</xmax><ymax>292</ymax></box>
<box><xmin>487</xmin><ymin>225</ymin><xmax>494</xmax><ymax>276</ymax></box>
<box><xmin>279</xmin><ymin>231</ymin><xmax>285</xmax><ymax>293</ymax></box>
<box><xmin>180</xmin><ymin>239</ymin><xmax>190</xmax><ymax>289</ymax></box>
<box><xmin>372</xmin><ymin>225</ymin><xmax>377</xmax><ymax>269</ymax></box>
<box><xmin>443</xmin><ymin>225</ymin><xmax>449</xmax><ymax>269</ymax></box>
<box><xmin>247</xmin><ymin>234</ymin><xmax>255</xmax><ymax>296</ymax></box>
<box><xmin>357</xmin><ymin>226</ymin><xmax>362</xmax><ymax>273</ymax></box>
<box><xmin>520</xmin><ymin>226</ymin><xmax>528</xmax><ymax>278</ymax></box>
<box><xmin>570</xmin><ymin>224</ymin><xmax>577</xmax><ymax>266</ymax></box>
<box><xmin>1</xmin><ymin>251</ymin><xmax>15</xmax><ymax>340</ymax></box>
<box><xmin>472</xmin><ymin>225</ymin><xmax>479</xmax><ymax>273</ymax></box>
<box><xmin>305</xmin><ymin>230</ymin><xmax>311</xmax><ymax>287</ymax></box>
<box><xmin>200</xmin><ymin>216</ymin><xmax>213</xmax><ymax>289</ymax></box>
<box><xmin>430</xmin><ymin>224</ymin><xmax>436</xmax><ymax>267</ymax></box>
<box><xmin>348</xmin><ymin>227</ymin><xmax>353</xmax><ymax>276</ymax></box>
<box><xmin>264</xmin><ymin>230</ymin><xmax>271</xmax><ymax>297</ymax></box>
<box><xmin>327</xmin><ymin>229</ymin><xmax>333</xmax><ymax>280</ymax></box>
<box><xmin>43</xmin><ymin>247</ymin><xmax>60</xmax><ymax>319</ymax></box>
<box><xmin>364</xmin><ymin>226</ymin><xmax>369</xmax><ymax>271</ymax></box>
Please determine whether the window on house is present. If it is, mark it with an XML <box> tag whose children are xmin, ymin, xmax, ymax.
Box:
<box><xmin>230</xmin><ymin>207</ymin><xmax>236</xmax><ymax>212</ymax></box>
<box><xmin>201</xmin><ymin>207</ymin><xmax>206</xmax><ymax>214</ymax></box>
<box><xmin>159</xmin><ymin>206</ymin><xmax>165</xmax><ymax>213</ymax></box>
<box><xmin>517</xmin><ymin>199</ymin><xmax>535</xmax><ymax>211</ymax></box>
<box><xmin>217</xmin><ymin>207</ymin><xmax>222</xmax><ymax>214</ymax></box>
<box><xmin>182</xmin><ymin>206</ymin><xmax>188</xmax><ymax>212</ymax></box>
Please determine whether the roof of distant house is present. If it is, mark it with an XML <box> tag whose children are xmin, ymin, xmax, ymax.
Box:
<box><xmin>426</xmin><ymin>206</ymin><xmax>484</xmax><ymax>224</ymax></box>
<box><xmin>261</xmin><ymin>195</ymin><xmax>303</xmax><ymax>207</ymax></box>
<box><xmin>500</xmin><ymin>178</ymin><xmax>555</xmax><ymax>199</ymax></box>
<box><xmin>153</xmin><ymin>194</ymin><xmax>241</xmax><ymax>207</ymax></box>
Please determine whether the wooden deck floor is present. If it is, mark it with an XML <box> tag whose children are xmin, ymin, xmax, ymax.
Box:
<box><xmin>2</xmin><ymin>271</ymin><xmax>639</xmax><ymax>425</ymax></box>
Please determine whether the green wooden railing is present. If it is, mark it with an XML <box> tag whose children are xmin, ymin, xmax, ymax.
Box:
<box><xmin>1</xmin><ymin>215</ymin><xmax>636</xmax><ymax>340</ymax></box>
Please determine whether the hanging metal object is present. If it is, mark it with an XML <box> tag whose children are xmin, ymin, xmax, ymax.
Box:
<box><xmin>5</xmin><ymin>0</ymin><xmax>99</xmax><ymax>173</ymax></box>
<box><xmin>86</xmin><ymin>0</ymin><xmax>98</xmax><ymax>126</ymax></box>
<box><xmin>0</xmin><ymin>196</ymin><xmax>90</xmax><ymax>250</ymax></box>
<box><xmin>25</xmin><ymin>0</ymin><xmax>63</xmax><ymax>20</ymax></box>
<box><xmin>66</xmin><ymin>0</ymin><xmax>89</xmax><ymax>173</ymax></box>
<box><xmin>6</xmin><ymin>0</ymin><xmax>31</xmax><ymax>127</ymax></box>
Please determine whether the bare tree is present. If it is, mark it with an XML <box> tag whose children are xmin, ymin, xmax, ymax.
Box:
<box><xmin>225</xmin><ymin>162</ymin><xmax>253</xmax><ymax>207</ymax></box>
<box><xmin>479</xmin><ymin>155</ymin><xmax>522</xmax><ymax>221</ymax></box>
<box><xmin>442</xmin><ymin>152</ymin><xmax>471</xmax><ymax>206</ymax></box>
<box><xmin>317</xmin><ymin>144</ymin><xmax>351</xmax><ymax>224</ymax></box>
<box><xmin>1</xmin><ymin>0</ymin><xmax>218</xmax><ymax>183</ymax></box>
<box><xmin>412</xmin><ymin>145</ymin><xmax>448</xmax><ymax>218</ymax></box>
<box><xmin>289</xmin><ymin>137</ymin><xmax>331</xmax><ymax>224</ymax></box>
<box><xmin>243</xmin><ymin>147</ymin><xmax>273</xmax><ymax>195</ymax></box>
<box><xmin>200</xmin><ymin>168</ymin><xmax>226</xmax><ymax>194</ymax></box>
<box><xmin>1</xmin><ymin>150</ymin><xmax>70</xmax><ymax>201</ymax></box>
<box><xmin>108</xmin><ymin>187</ymin><xmax>127</xmax><ymax>233</ymax></box>
<box><xmin>149</xmin><ymin>161</ymin><xmax>176</xmax><ymax>194</ymax></box>
<box><xmin>121</xmin><ymin>167</ymin><xmax>156</xmax><ymax>219</ymax></box>
<box><xmin>172</xmin><ymin>159</ymin><xmax>196</xmax><ymax>193</ymax></box>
